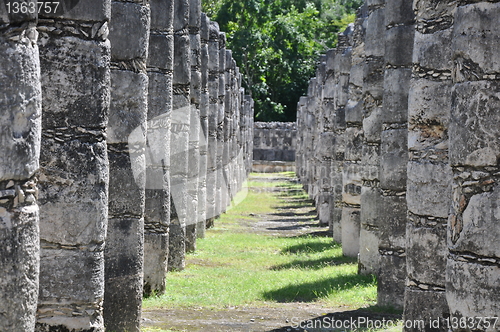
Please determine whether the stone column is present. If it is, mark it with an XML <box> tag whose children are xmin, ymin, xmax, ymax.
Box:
<box><xmin>36</xmin><ymin>2</ymin><xmax>111</xmax><ymax>330</ymax></box>
<box><xmin>215</xmin><ymin>31</ymin><xmax>226</xmax><ymax>216</ymax></box>
<box><xmin>144</xmin><ymin>0</ymin><xmax>174</xmax><ymax>296</ymax></box>
<box><xmin>330</xmin><ymin>27</ymin><xmax>351</xmax><ymax>238</ymax></box>
<box><xmin>306</xmin><ymin>78</ymin><xmax>318</xmax><ymax>200</ymax></box>
<box><xmin>377</xmin><ymin>0</ymin><xmax>414</xmax><ymax>311</ymax></box>
<box><xmin>197</xmin><ymin>12</ymin><xmax>209</xmax><ymax>238</ymax></box>
<box><xmin>342</xmin><ymin>6</ymin><xmax>366</xmax><ymax>255</ymax></box>
<box><xmin>169</xmin><ymin>0</ymin><xmax>191</xmax><ymax>271</ymax></box>
<box><xmin>0</xmin><ymin>4</ymin><xmax>41</xmax><ymax>330</ymax></box>
<box><xmin>404</xmin><ymin>0</ymin><xmax>455</xmax><ymax>324</ymax></box>
<box><xmin>223</xmin><ymin>49</ymin><xmax>234</xmax><ymax>208</ymax></box>
<box><xmin>296</xmin><ymin>97</ymin><xmax>308</xmax><ymax>185</ymax></box>
<box><xmin>447</xmin><ymin>2</ymin><xmax>500</xmax><ymax>328</ymax></box>
<box><xmin>245</xmin><ymin>95</ymin><xmax>255</xmax><ymax>177</ymax></box>
<box><xmin>185</xmin><ymin>0</ymin><xmax>201</xmax><ymax>253</ymax></box>
<box><xmin>104</xmin><ymin>0</ymin><xmax>149</xmax><ymax>330</ymax></box>
<box><xmin>206</xmin><ymin>21</ymin><xmax>219</xmax><ymax>224</ymax></box>
<box><xmin>316</xmin><ymin>56</ymin><xmax>331</xmax><ymax>227</ymax></box>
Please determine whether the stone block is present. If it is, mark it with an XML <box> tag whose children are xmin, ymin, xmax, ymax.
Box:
<box><xmin>107</xmin><ymin>70</ymin><xmax>148</xmax><ymax>143</ymax></box>
<box><xmin>38</xmin><ymin>37</ymin><xmax>110</xmax><ymax>130</ymax></box>
<box><xmin>38</xmin><ymin>140</ymin><xmax>108</xmax><ymax>246</ymax></box>
<box><xmin>384</xmin><ymin>0</ymin><xmax>413</xmax><ymax>27</ymax></box>
<box><xmin>342</xmin><ymin>163</ymin><xmax>362</xmax><ymax>206</ymax></box>
<box><xmin>148</xmin><ymin>34</ymin><xmax>174</xmax><ymax>70</ymax></box>
<box><xmin>344</xmin><ymin>127</ymin><xmax>364</xmax><ymax>161</ymax></box>
<box><xmin>362</xmin><ymin>106</ymin><xmax>383</xmax><ymax>143</ymax></box>
<box><xmin>173</xmin><ymin>34</ymin><xmax>191</xmax><ymax>85</ymax></box>
<box><xmin>403</xmin><ymin>289</ymin><xmax>448</xmax><ymax>331</ymax></box>
<box><xmin>380</xmin><ymin>128</ymin><xmax>407</xmax><ymax>190</ymax></box>
<box><xmin>407</xmin><ymin>160</ymin><xmax>452</xmax><ymax>219</ymax></box>
<box><xmin>0</xmin><ymin>35</ymin><xmax>41</xmax><ymax>181</ymax></box>
<box><xmin>361</xmin><ymin>144</ymin><xmax>379</xmax><ymax>182</ymax></box>
<box><xmin>450</xmin><ymin>81</ymin><xmax>500</xmax><ymax>167</ymax></box>
<box><xmin>408</xmin><ymin>79</ymin><xmax>451</xmax><ymax>152</ymax></box>
<box><xmin>446</xmin><ymin>257</ymin><xmax>500</xmax><ymax>323</ymax></box>
<box><xmin>108</xmin><ymin>2</ymin><xmax>150</xmax><ymax>61</ymax></box>
<box><xmin>406</xmin><ymin>220</ymin><xmax>447</xmax><ymax>286</ymax></box>
<box><xmin>150</xmin><ymin>0</ymin><xmax>173</xmax><ymax>31</ymax></box>
<box><xmin>365</xmin><ymin>8</ymin><xmax>385</xmax><ymax>57</ymax></box>
<box><xmin>452</xmin><ymin>2</ymin><xmax>500</xmax><ymax>77</ymax></box>
<box><xmin>359</xmin><ymin>186</ymin><xmax>381</xmax><ymax>275</ymax></box>
<box><xmin>382</xmin><ymin>68</ymin><xmax>411</xmax><ymax>124</ymax></box>
<box><xmin>384</xmin><ymin>25</ymin><xmax>414</xmax><ymax>67</ymax></box>
<box><xmin>377</xmin><ymin>255</ymin><xmax>405</xmax><ymax>309</ymax></box>
<box><xmin>379</xmin><ymin>194</ymin><xmax>406</xmax><ymax>250</ymax></box>
<box><xmin>143</xmin><ymin>232</ymin><xmax>168</xmax><ymax>295</ymax></box>
<box><xmin>103</xmin><ymin>217</ymin><xmax>143</xmax><ymax>331</ymax></box>
<box><xmin>450</xmin><ymin>183</ymin><xmax>500</xmax><ymax>259</ymax></box>
<box><xmin>341</xmin><ymin>207</ymin><xmax>360</xmax><ymax>257</ymax></box>
<box><xmin>413</xmin><ymin>29</ymin><xmax>453</xmax><ymax>71</ymax></box>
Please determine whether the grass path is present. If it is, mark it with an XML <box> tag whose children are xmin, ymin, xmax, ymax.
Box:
<box><xmin>142</xmin><ymin>172</ymin><xmax>400</xmax><ymax>332</ymax></box>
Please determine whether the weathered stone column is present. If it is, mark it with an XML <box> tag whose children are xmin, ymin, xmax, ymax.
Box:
<box><xmin>245</xmin><ymin>95</ymin><xmax>255</xmax><ymax>176</ymax></box>
<box><xmin>447</xmin><ymin>2</ymin><xmax>500</xmax><ymax>328</ymax></box>
<box><xmin>185</xmin><ymin>0</ymin><xmax>201</xmax><ymax>253</ymax></box>
<box><xmin>329</xmin><ymin>27</ymin><xmax>351</xmax><ymax>237</ymax></box>
<box><xmin>197</xmin><ymin>12</ymin><xmax>209</xmax><ymax>238</ymax></box>
<box><xmin>144</xmin><ymin>0</ymin><xmax>174</xmax><ymax>296</ymax></box>
<box><xmin>222</xmin><ymin>49</ymin><xmax>231</xmax><ymax>210</ymax></box>
<box><xmin>404</xmin><ymin>0</ymin><xmax>454</xmax><ymax>324</ymax></box>
<box><xmin>0</xmin><ymin>4</ymin><xmax>41</xmax><ymax>330</ymax></box>
<box><xmin>169</xmin><ymin>0</ymin><xmax>191</xmax><ymax>271</ymax></box>
<box><xmin>104</xmin><ymin>0</ymin><xmax>149</xmax><ymax>330</ymax></box>
<box><xmin>206</xmin><ymin>21</ymin><xmax>219</xmax><ymax>224</ymax></box>
<box><xmin>306</xmin><ymin>78</ymin><xmax>318</xmax><ymax>201</ymax></box>
<box><xmin>296</xmin><ymin>97</ymin><xmax>308</xmax><ymax>186</ymax></box>
<box><xmin>375</xmin><ymin>0</ymin><xmax>413</xmax><ymax>311</ymax></box>
<box><xmin>315</xmin><ymin>56</ymin><xmax>331</xmax><ymax>227</ymax></box>
<box><xmin>36</xmin><ymin>2</ymin><xmax>111</xmax><ymax>330</ymax></box>
<box><xmin>342</xmin><ymin>6</ymin><xmax>366</xmax><ymax>255</ymax></box>
<box><xmin>215</xmin><ymin>31</ymin><xmax>226</xmax><ymax>216</ymax></box>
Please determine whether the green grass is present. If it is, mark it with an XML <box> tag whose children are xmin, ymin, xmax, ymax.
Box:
<box><xmin>143</xmin><ymin>173</ymin><xmax>377</xmax><ymax>312</ymax></box>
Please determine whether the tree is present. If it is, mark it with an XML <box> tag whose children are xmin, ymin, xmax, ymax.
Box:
<box><xmin>203</xmin><ymin>0</ymin><xmax>362</xmax><ymax>121</ymax></box>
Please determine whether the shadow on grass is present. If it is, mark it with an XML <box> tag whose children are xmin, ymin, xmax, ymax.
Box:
<box><xmin>268</xmin><ymin>306</ymin><xmax>402</xmax><ymax>332</ymax></box>
<box><xmin>281</xmin><ymin>239</ymin><xmax>340</xmax><ymax>254</ymax></box>
<box><xmin>270</xmin><ymin>255</ymin><xmax>356</xmax><ymax>271</ymax></box>
<box><xmin>262</xmin><ymin>274</ymin><xmax>376</xmax><ymax>303</ymax></box>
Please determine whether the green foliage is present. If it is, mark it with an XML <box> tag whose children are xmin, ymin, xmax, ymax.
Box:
<box><xmin>202</xmin><ymin>0</ymin><xmax>362</xmax><ymax>121</ymax></box>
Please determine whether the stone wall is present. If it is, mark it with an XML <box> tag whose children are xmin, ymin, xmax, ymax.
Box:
<box><xmin>296</xmin><ymin>0</ymin><xmax>500</xmax><ymax>330</ymax></box>
<box><xmin>252</xmin><ymin>122</ymin><xmax>296</xmax><ymax>173</ymax></box>
<box><xmin>253</xmin><ymin>122</ymin><xmax>296</xmax><ymax>162</ymax></box>
<box><xmin>0</xmin><ymin>0</ymin><xmax>253</xmax><ymax>331</ymax></box>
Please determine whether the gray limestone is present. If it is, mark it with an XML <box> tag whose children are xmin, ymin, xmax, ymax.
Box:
<box><xmin>104</xmin><ymin>0</ymin><xmax>150</xmax><ymax>330</ymax></box>
<box><xmin>206</xmin><ymin>21</ymin><xmax>219</xmax><ymax>224</ymax></box>
<box><xmin>447</xmin><ymin>2</ymin><xmax>500</xmax><ymax>328</ymax></box>
<box><xmin>377</xmin><ymin>0</ymin><xmax>411</xmax><ymax>311</ymax></box>
<box><xmin>0</xmin><ymin>3</ymin><xmax>41</xmax><ymax>330</ymax></box>
<box><xmin>215</xmin><ymin>31</ymin><xmax>226</xmax><ymax>217</ymax></box>
<box><xmin>197</xmin><ymin>12</ymin><xmax>209</xmax><ymax>239</ymax></box>
<box><xmin>144</xmin><ymin>0</ymin><xmax>174</xmax><ymax>296</ymax></box>
<box><xmin>36</xmin><ymin>1</ymin><xmax>111</xmax><ymax>330</ymax></box>
<box><xmin>169</xmin><ymin>0</ymin><xmax>190</xmax><ymax>271</ymax></box>
<box><xmin>185</xmin><ymin>0</ymin><xmax>201</xmax><ymax>253</ymax></box>
<box><xmin>404</xmin><ymin>0</ymin><xmax>455</xmax><ymax>326</ymax></box>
